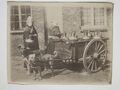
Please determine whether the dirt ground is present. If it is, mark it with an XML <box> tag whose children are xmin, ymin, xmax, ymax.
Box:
<box><xmin>9</xmin><ymin>56</ymin><xmax>111</xmax><ymax>85</ymax></box>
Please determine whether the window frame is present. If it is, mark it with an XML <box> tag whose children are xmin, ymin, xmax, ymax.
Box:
<box><xmin>80</xmin><ymin>7</ymin><xmax>108</xmax><ymax>30</ymax></box>
<box><xmin>81</xmin><ymin>7</ymin><xmax>92</xmax><ymax>26</ymax></box>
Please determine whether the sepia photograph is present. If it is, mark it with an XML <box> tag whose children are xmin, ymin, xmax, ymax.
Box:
<box><xmin>7</xmin><ymin>2</ymin><xmax>113</xmax><ymax>84</ymax></box>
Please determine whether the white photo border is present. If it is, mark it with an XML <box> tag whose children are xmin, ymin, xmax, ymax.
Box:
<box><xmin>0</xmin><ymin>0</ymin><xmax>120</xmax><ymax>90</ymax></box>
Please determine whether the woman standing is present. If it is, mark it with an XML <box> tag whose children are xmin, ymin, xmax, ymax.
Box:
<box><xmin>23</xmin><ymin>16</ymin><xmax>39</xmax><ymax>69</ymax></box>
<box><xmin>23</xmin><ymin>16</ymin><xmax>39</xmax><ymax>55</ymax></box>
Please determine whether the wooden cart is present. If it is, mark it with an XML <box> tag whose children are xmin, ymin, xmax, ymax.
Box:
<box><xmin>48</xmin><ymin>30</ymin><xmax>108</xmax><ymax>73</ymax></box>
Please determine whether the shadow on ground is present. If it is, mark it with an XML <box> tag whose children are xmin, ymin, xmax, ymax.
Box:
<box><xmin>42</xmin><ymin>59</ymin><xmax>111</xmax><ymax>79</ymax></box>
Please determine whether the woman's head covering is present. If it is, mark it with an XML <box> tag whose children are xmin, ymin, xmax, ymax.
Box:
<box><xmin>26</xmin><ymin>16</ymin><xmax>33</xmax><ymax>26</ymax></box>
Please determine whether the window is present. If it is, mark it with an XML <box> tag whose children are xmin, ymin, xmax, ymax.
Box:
<box><xmin>21</xmin><ymin>6</ymin><xmax>31</xmax><ymax>28</ymax></box>
<box><xmin>81</xmin><ymin>8</ymin><xmax>92</xmax><ymax>26</ymax></box>
<box><xmin>80</xmin><ymin>7</ymin><xmax>106</xmax><ymax>26</ymax></box>
<box><xmin>11</xmin><ymin>6</ymin><xmax>19</xmax><ymax>30</ymax></box>
<box><xmin>94</xmin><ymin>8</ymin><xmax>104</xmax><ymax>25</ymax></box>
<box><xmin>10</xmin><ymin>5</ymin><xmax>31</xmax><ymax>31</ymax></box>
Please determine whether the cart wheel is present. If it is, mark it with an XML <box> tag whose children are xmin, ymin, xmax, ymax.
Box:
<box><xmin>83</xmin><ymin>38</ymin><xmax>107</xmax><ymax>73</ymax></box>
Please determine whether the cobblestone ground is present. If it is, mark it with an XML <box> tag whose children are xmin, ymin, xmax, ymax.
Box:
<box><xmin>9</xmin><ymin>56</ymin><xmax>111</xmax><ymax>85</ymax></box>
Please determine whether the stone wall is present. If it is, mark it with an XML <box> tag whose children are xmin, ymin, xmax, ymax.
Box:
<box><xmin>32</xmin><ymin>6</ymin><xmax>45</xmax><ymax>49</ymax></box>
<box><xmin>10</xmin><ymin>33</ymin><xmax>23</xmax><ymax>56</ymax></box>
<box><xmin>62</xmin><ymin>7</ymin><xmax>81</xmax><ymax>37</ymax></box>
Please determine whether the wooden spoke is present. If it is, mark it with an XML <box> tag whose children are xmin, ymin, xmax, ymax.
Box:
<box><xmin>86</xmin><ymin>56</ymin><xmax>92</xmax><ymax>62</ymax></box>
<box><xmin>95</xmin><ymin>41</ymin><xmax>98</xmax><ymax>52</ymax></box>
<box><xmin>94</xmin><ymin>61</ymin><xmax>97</xmax><ymax>71</ymax></box>
<box><xmin>96</xmin><ymin>42</ymin><xmax>101</xmax><ymax>51</ymax></box>
<box><xmin>97</xmin><ymin>44</ymin><xmax>104</xmax><ymax>53</ymax></box>
<box><xmin>86</xmin><ymin>56</ymin><xmax>93</xmax><ymax>65</ymax></box>
<box><xmin>98</xmin><ymin>49</ymin><xmax>105</xmax><ymax>55</ymax></box>
<box><xmin>91</xmin><ymin>61</ymin><xmax>95</xmax><ymax>71</ymax></box>
<box><xmin>88</xmin><ymin>60</ymin><xmax>93</xmax><ymax>69</ymax></box>
<box><xmin>86</xmin><ymin>59</ymin><xmax>91</xmax><ymax>63</ymax></box>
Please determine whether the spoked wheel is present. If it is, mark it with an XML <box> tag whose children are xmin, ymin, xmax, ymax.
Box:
<box><xmin>83</xmin><ymin>38</ymin><xmax>107</xmax><ymax>73</ymax></box>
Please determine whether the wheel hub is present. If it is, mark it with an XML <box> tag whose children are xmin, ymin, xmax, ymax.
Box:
<box><xmin>93</xmin><ymin>53</ymin><xmax>99</xmax><ymax>59</ymax></box>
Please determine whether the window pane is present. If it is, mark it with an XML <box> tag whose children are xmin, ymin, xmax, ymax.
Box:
<box><xmin>81</xmin><ymin>8</ymin><xmax>92</xmax><ymax>26</ymax></box>
<box><xmin>11</xmin><ymin>15</ymin><xmax>15</xmax><ymax>21</ymax></box>
<box><xmin>15</xmin><ymin>22</ymin><xmax>19</xmax><ymax>30</ymax></box>
<box><xmin>21</xmin><ymin>6</ymin><xmax>26</xmax><ymax>14</ymax></box>
<box><xmin>11</xmin><ymin>22</ymin><xmax>15</xmax><ymax>30</ymax></box>
<box><xmin>94</xmin><ymin>8</ymin><xmax>104</xmax><ymax>25</ymax></box>
<box><xmin>11</xmin><ymin>6</ymin><xmax>19</xmax><ymax>15</ymax></box>
<box><xmin>26</xmin><ymin>6</ymin><xmax>31</xmax><ymax>14</ymax></box>
<box><xmin>14</xmin><ymin>15</ymin><xmax>19</xmax><ymax>21</ymax></box>
<box><xmin>22</xmin><ymin>22</ymin><xmax>26</xmax><ymax>28</ymax></box>
<box><xmin>14</xmin><ymin>6</ymin><xmax>18</xmax><ymax>14</ymax></box>
<box><xmin>21</xmin><ymin>15</ymin><xmax>26</xmax><ymax>21</ymax></box>
<box><xmin>11</xmin><ymin>15</ymin><xmax>19</xmax><ymax>21</ymax></box>
<box><xmin>11</xmin><ymin>7</ymin><xmax>14</xmax><ymax>15</ymax></box>
<box><xmin>11</xmin><ymin>21</ymin><xmax>20</xmax><ymax>30</ymax></box>
<box><xmin>10</xmin><ymin>6</ymin><xmax>19</xmax><ymax>30</ymax></box>
<box><xmin>20</xmin><ymin>5</ymin><xmax>31</xmax><ymax>29</ymax></box>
